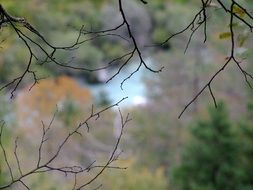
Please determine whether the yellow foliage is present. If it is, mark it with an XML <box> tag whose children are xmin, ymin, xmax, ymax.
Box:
<box><xmin>219</xmin><ymin>32</ymin><xmax>231</xmax><ymax>40</ymax></box>
<box><xmin>101</xmin><ymin>158</ymin><xmax>169</xmax><ymax>190</ymax></box>
<box><xmin>233</xmin><ymin>5</ymin><xmax>245</xmax><ymax>18</ymax></box>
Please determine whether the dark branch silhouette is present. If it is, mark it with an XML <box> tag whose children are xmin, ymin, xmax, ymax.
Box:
<box><xmin>1</xmin><ymin>0</ymin><xmax>253</xmax><ymax>189</ymax></box>
<box><xmin>0</xmin><ymin>98</ymin><xmax>129</xmax><ymax>189</ymax></box>
<box><xmin>153</xmin><ymin>0</ymin><xmax>253</xmax><ymax>118</ymax></box>
<box><xmin>0</xmin><ymin>0</ymin><xmax>163</xmax><ymax>97</ymax></box>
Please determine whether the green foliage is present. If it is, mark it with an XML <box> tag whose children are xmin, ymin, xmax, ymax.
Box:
<box><xmin>0</xmin><ymin>94</ymin><xmax>14</xmax><ymax>184</ymax></box>
<box><xmin>101</xmin><ymin>159</ymin><xmax>168</xmax><ymax>190</ymax></box>
<box><xmin>174</xmin><ymin>0</ymin><xmax>190</xmax><ymax>4</ymax></box>
<box><xmin>237</xmin><ymin>101</ymin><xmax>253</xmax><ymax>189</ymax></box>
<box><xmin>0</xmin><ymin>124</ymin><xmax>11</xmax><ymax>185</ymax></box>
<box><xmin>75</xmin><ymin>45</ymin><xmax>104</xmax><ymax>69</ymax></box>
<box><xmin>149</xmin><ymin>0</ymin><xmax>166</xmax><ymax>10</ymax></box>
<box><xmin>152</xmin><ymin>27</ymin><xmax>170</xmax><ymax>45</ymax></box>
<box><xmin>28</xmin><ymin>173</ymin><xmax>70</xmax><ymax>190</ymax></box>
<box><xmin>129</xmin><ymin>107</ymin><xmax>183</xmax><ymax>174</ymax></box>
<box><xmin>172</xmin><ymin>102</ymin><xmax>242</xmax><ymax>190</ymax></box>
<box><xmin>95</xmin><ymin>90</ymin><xmax>111</xmax><ymax>107</ymax></box>
<box><xmin>0</xmin><ymin>92</ymin><xmax>15</xmax><ymax>127</ymax></box>
<box><xmin>101</xmin><ymin>43</ymin><xmax>127</xmax><ymax>61</ymax></box>
<box><xmin>1</xmin><ymin>0</ymin><xmax>253</xmax><ymax>189</ymax></box>
<box><xmin>0</xmin><ymin>153</ymin><xmax>6</xmax><ymax>184</ymax></box>
<box><xmin>58</xmin><ymin>97</ymin><xmax>80</xmax><ymax>127</ymax></box>
<box><xmin>0</xmin><ymin>0</ymin><xmax>107</xmax><ymax>84</ymax></box>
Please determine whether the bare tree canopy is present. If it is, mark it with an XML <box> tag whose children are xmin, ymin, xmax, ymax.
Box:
<box><xmin>0</xmin><ymin>0</ymin><xmax>253</xmax><ymax>189</ymax></box>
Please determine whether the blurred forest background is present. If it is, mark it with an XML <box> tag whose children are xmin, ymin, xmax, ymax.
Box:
<box><xmin>1</xmin><ymin>0</ymin><xmax>253</xmax><ymax>189</ymax></box>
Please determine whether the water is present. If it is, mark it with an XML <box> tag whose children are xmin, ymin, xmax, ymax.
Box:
<box><xmin>81</xmin><ymin>59</ymin><xmax>154</xmax><ymax>107</ymax></box>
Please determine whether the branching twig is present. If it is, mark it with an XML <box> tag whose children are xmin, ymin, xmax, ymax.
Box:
<box><xmin>0</xmin><ymin>98</ymin><xmax>128</xmax><ymax>189</ymax></box>
<box><xmin>0</xmin><ymin>122</ymin><xmax>14</xmax><ymax>182</ymax></box>
<box><xmin>156</xmin><ymin>0</ymin><xmax>253</xmax><ymax>118</ymax></box>
<box><xmin>0</xmin><ymin>0</ymin><xmax>163</xmax><ymax>97</ymax></box>
<box><xmin>82</xmin><ymin>0</ymin><xmax>163</xmax><ymax>89</ymax></box>
<box><xmin>76</xmin><ymin>108</ymin><xmax>131</xmax><ymax>190</ymax></box>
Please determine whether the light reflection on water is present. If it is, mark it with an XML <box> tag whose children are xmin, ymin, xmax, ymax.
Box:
<box><xmin>80</xmin><ymin>59</ymin><xmax>154</xmax><ymax>107</ymax></box>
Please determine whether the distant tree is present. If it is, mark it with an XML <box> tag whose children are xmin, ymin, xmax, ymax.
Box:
<box><xmin>95</xmin><ymin>90</ymin><xmax>112</xmax><ymax>107</ymax></box>
<box><xmin>1</xmin><ymin>0</ymin><xmax>253</xmax><ymax>189</ymax></box>
<box><xmin>172</xmin><ymin>103</ymin><xmax>242</xmax><ymax>190</ymax></box>
<box><xmin>1</xmin><ymin>0</ymin><xmax>253</xmax><ymax>113</ymax></box>
<box><xmin>237</xmin><ymin>100</ymin><xmax>253</xmax><ymax>189</ymax></box>
<box><xmin>101</xmin><ymin>159</ymin><xmax>168</xmax><ymax>190</ymax></box>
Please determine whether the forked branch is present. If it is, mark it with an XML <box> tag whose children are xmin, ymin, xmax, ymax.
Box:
<box><xmin>0</xmin><ymin>98</ymin><xmax>128</xmax><ymax>189</ymax></box>
<box><xmin>156</xmin><ymin>0</ymin><xmax>253</xmax><ymax>117</ymax></box>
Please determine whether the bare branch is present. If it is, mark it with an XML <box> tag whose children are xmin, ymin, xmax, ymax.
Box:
<box><xmin>76</xmin><ymin>108</ymin><xmax>131</xmax><ymax>190</ymax></box>
<box><xmin>14</xmin><ymin>137</ymin><xmax>23</xmax><ymax>176</ymax></box>
<box><xmin>0</xmin><ymin>98</ymin><xmax>128</xmax><ymax>189</ymax></box>
<box><xmin>158</xmin><ymin>0</ymin><xmax>253</xmax><ymax>117</ymax></box>
<box><xmin>0</xmin><ymin>122</ymin><xmax>14</xmax><ymax>182</ymax></box>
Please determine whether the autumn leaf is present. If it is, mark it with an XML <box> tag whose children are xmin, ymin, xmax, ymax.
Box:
<box><xmin>16</xmin><ymin>76</ymin><xmax>92</xmax><ymax>128</ymax></box>
<box><xmin>219</xmin><ymin>32</ymin><xmax>231</xmax><ymax>40</ymax></box>
<box><xmin>233</xmin><ymin>5</ymin><xmax>246</xmax><ymax>18</ymax></box>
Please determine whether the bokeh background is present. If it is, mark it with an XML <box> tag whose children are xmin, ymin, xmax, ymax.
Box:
<box><xmin>1</xmin><ymin>0</ymin><xmax>253</xmax><ymax>189</ymax></box>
